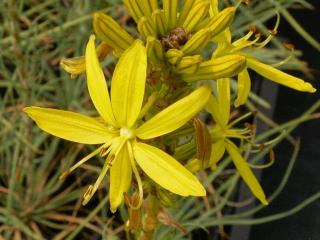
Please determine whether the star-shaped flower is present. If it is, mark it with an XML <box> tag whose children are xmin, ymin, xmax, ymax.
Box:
<box><xmin>24</xmin><ymin>35</ymin><xmax>211</xmax><ymax>212</ymax></box>
<box><xmin>206</xmin><ymin>78</ymin><xmax>268</xmax><ymax>205</ymax></box>
<box><xmin>187</xmin><ymin>78</ymin><xmax>268</xmax><ymax>205</ymax></box>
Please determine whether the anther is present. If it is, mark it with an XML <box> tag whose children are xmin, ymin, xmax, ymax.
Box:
<box><xmin>59</xmin><ymin>169</ymin><xmax>70</xmax><ymax>180</ymax></box>
<box><xmin>249</xmin><ymin>25</ymin><xmax>257</xmax><ymax>33</ymax></box>
<box><xmin>269</xmin><ymin>29</ymin><xmax>278</xmax><ymax>36</ymax></box>
<box><xmin>283</xmin><ymin>43</ymin><xmax>295</xmax><ymax>50</ymax></box>
<box><xmin>241</xmin><ymin>0</ymin><xmax>251</xmax><ymax>5</ymax></box>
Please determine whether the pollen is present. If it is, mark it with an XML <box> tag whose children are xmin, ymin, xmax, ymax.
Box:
<box><xmin>120</xmin><ymin>127</ymin><xmax>135</xmax><ymax>139</ymax></box>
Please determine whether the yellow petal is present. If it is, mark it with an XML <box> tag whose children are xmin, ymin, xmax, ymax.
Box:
<box><xmin>205</xmin><ymin>94</ymin><xmax>226</xmax><ymax>128</ymax></box>
<box><xmin>217</xmin><ymin>78</ymin><xmax>230</xmax><ymax>126</ymax></box>
<box><xmin>24</xmin><ymin>107</ymin><xmax>112</xmax><ymax>144</ymax></box>
<box><xmin>136</xmin><ymin>85</ymin><xmax>211</xmax><ymax>139</ymax></box>
<box><xmin>110</xmin><ymin>145</ymin><xmax>132</xmax><ymax>212</ymax></box>
<box><xmin>111</xmin><ymin>40</ymin><xmax>147</xmax><ymax>128</ymax></box>
<box><xmin>133</xmin><ymin>142</ymin><xmax>206</xmax><ymax>196</ymax></box>
<box><xmin>247</xmin><ymin>58</ymin><xmax>316</xmax><ymax>93</ymax></box>
<box><xmin>225</xmin><ymin>140</ymin><xmax>268</xmax><ymax>205</ymax></box>
<box><xmin>185</xmin><ymin>158</ymin><xmax>202</xmax><ymax>173</ymax></box>
<box><xmin>210</xmin><ymin>140</ymin><xmax>226</xmax><ymax>169</ymax></box>
<box><xmin>235</xmin><ymin>68</ymin><xmax>251</xmax><ymax>107</ymax></box>
<box><xmin>86</xmin><ymin>35</ymin><xmax>118</xmax><ymax>127</ymax></box>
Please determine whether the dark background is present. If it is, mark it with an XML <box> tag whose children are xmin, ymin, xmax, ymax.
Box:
<box><xmin>249</xmin><ymin>1</ymin><xmax>320</xmax><ymax>239</ymax></box>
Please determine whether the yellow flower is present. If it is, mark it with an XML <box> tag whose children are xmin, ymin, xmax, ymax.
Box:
<box><xmin>24</xmin><ymin>35</ymin><xmax>211</xmax><ymax>212</ymax></box>
<box><xmin>208</xmin><ymin>78</ymin><xmax>267</xmax><ymax>205</ymax></box>
<box><xmin>188</xmin><ymin>78</ymin><xmax>268</xmax><ymax>205</ymax></box>
<box><xmin>210</xmin><ymin>9</ymin><xmax>316</xmax><ymax>106</ymax></box>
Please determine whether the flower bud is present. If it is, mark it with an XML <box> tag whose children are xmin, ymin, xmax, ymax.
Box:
<box><xmin>152</xmin><ymin>10</ymin><xmax>167</xmax><ymax>36</ymax></box>
<box><xmin>93</xmin><ymin>12</ymin><xmax>134</xmax><ymax>55</ymax></box>
<box><xmin>146</xmin><ymin>37</ymin><xmax>164</xmax><ymax>64</ymax></box>
<box><xmin>138</xmin><ymin>16</ymin><xmax>157</xmax><ymax>40</ymax></box>
<box><xmin>206</xmin><ymin>7</ymin><xmax>236</xmax><ymax>39</ymax></box>
<box><xmin>175</xmin><ymin>55</ymin><xmax>202</xmax><ymax>74</ymax></box>
<box><xmin>60</xmin><ymin>42</ymin><xmax>110</xmax><ymax>76</ymax></box>
<box><xmin>181</xmin><ymin>28</ymin><xmax>211</xmax><ymax>55</ymax></box>
<box><xmin>182</xmin><ymin>55</ymin><xmax>246</xmax><ymax>82</ymax></box>
<box><xmin>182</xmin><ymin>0</ymin><xmax>210</xmax><ymax>33</ymax></box>
<box><xmin>163</xmin><ymin>0</ymin><xmax>178</xmax><ymax>30</ymax></box>
<box><xmin>165</xmin><ymin>49</ymin><xmax>183</xmax><ymax>65</ymax></box>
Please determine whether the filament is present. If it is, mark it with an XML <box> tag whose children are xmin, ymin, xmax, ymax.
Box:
<box><xmin>127</xmin><ymin>142</ymin><xmax>144</xmax><ymax>210</ymax></box>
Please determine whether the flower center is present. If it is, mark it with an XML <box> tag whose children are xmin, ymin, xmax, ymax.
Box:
<box><xmin>120</xmin><ymin>127</ymin><xmax>135</xmax><ymax>139</ymax></box>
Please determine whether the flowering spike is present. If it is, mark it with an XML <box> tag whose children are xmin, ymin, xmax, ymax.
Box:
<box><xmin>247</xmin><ymin>58</ymin><xmax>316</xmax><ymax>93</ymax></box>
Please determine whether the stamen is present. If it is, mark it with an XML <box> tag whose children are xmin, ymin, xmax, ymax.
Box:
<box><xmin>127</xmin><ymin>142</ymin><xmax>143</xmax><ymax>210</ymax></box>
<box><xmin>82</xmin><ymin>138</ymin><xmax>127</xmax><ymax>205</ymax></box>
<box><xmin>248</xmin><ymin>152</ymin><xmax>275</xmax><ymax>169</ymax></box>
<box><xmin>82</xmin><ymin>153</ymin><xmax>114</xmax><ymax>205</ymax></box>
<box><xmin>271</xmin><ymin>43</ymin><xmax>295</xmax><ymax>67</ymax></box>
<box><xmin>235</xmin><ymin>0</ymin><xmax>251</xmax><ymax>9</ymax></box>
<box><xmin>232</xmin><ymin>31</ymin><xmax>254</xmax><ymax>47</ymax></box>
<box><xmin>59</xmin><ymin>169</ymin><xmax>70</xmax><ymax>180</ymax></box>
<box><xmin>253</xmin><ymin>12</ymin><xmax>280</xmax><ymax>50</ymax></box>
<box><xmin>232</xmin><ymin>33</ymin><xmax>261</xmax><ymax>52</ymax></box>
<box><xmin>228</xmin><ymin>111</ymin><xmax>254</xmax><ymax>128</ymax></box>
<box><xmin>59</xmin><ymin>144</ymin><xmax>108</xmax><ymax>180</ymax></box>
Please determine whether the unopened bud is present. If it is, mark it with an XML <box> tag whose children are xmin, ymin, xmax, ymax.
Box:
<box><xmin>93</xmin><ymin>12</ymin><xmax>134</xmax><ymax>55</ymax></box>
<box><xmin>156</xmin><ymin>188</ymin><xmax>174</xmax><ymax>208</ymax></box>
<box><xmin>175</xmin><ymin>55</ymin><xmax>202</xmax><ymax>74</ymax></box>
<box><xmin>165</xmin><ymin>48</ymin><xmax>183</xmax><ymax>65</ymax></box>
<box><xmin>182</xmin><ymin>55</ymin><xmax>246</xmax><ymax>82</ymax></box>
<box><xmin>147</xmin><ymin>37</ymin><xmax>164</xmax><ymax>65</ymax></box>
<box><xmin>181</xmin><ymin>28</ymin><xmax>211</xmax><ymax>55</ymax></box>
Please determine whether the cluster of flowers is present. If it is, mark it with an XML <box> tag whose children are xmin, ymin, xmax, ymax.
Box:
<box><xmin>25</xmin><ymin>0</ymin><xmax>315</xmax><ymax>214</ymax></box>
